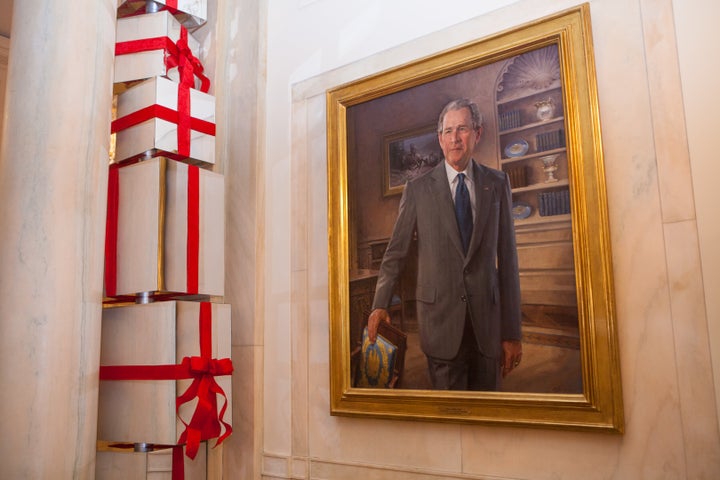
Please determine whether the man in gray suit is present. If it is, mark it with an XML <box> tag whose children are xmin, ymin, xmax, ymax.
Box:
<box><xmin>367</xmin><ymin>98</ymin><xmax>522</xmax><ymax>391</ymax></box>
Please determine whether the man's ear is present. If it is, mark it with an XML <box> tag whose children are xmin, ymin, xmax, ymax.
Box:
<box><xmin>474</xmin><ymin>126</ymin><xmax>484</xmax><ymax>144</ymax></box>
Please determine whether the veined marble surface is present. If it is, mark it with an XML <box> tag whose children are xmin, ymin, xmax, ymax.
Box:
<box><xmin>260</xmin><ymin>0</ymin><xmax>720</xmax><ymax>479</ymax></box>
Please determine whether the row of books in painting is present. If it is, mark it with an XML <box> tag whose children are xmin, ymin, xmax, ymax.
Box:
<box><xmin>538</xmin><ymin>188</ymin><xmax>571</xmax><ymax>217</ymax></box>
<box><xmin>98</xmin><ymin>3</ymin><xmax>233</xmax><ymax>480</ymax></box>
<box><xmin>536</xmin><ymin>129</ymin><xmax>565</xmax><ymax>152</ymax></box>
<box><xmin>498</xmin><ymin>109</ymin><xmax>523</xmax><ymax>131</ymax></box>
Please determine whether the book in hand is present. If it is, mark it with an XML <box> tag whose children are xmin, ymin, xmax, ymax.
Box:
<box><xmin>355</xmin><ymin>326</ymin><xmax>398</xmax><ymax>388</ymax></box>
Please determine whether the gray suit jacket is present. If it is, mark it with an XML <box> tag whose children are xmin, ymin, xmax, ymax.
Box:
<box><xmin>372</xmin><ymin>160</ymin><xmax>521</xmax><ymax>360</ymax></box>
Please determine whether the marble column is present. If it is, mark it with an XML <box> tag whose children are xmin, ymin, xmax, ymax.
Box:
<box><xmin>0</xmin><ymin>1</ymin><xmax>116</xmax><ymax>478</ymax></box>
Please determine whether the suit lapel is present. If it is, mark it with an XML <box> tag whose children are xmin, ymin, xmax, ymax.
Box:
<box><xmin>466</xmin><ymin>160</ymin><xmax>493</xmax><ymax>263</ymax></box>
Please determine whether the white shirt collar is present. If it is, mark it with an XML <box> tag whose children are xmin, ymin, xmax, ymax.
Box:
<box><xmin>445</xmin><ymin>160</ymin><xmax>473</xmax><ymax>186</ymax></box>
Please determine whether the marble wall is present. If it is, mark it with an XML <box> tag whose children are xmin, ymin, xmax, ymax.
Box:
<box><xmin>260</xmin><ymin>0</ymin><xmax>720</xmax><ymax>478</ymax></box>
<box><xmin>0</xmin><ymin>1</ymin><xmax>116</xmax><ymax>477</ymax></box>
<box><xmin>0</xmin><ymin>35</ymin><xmax>7</xmax><ymax>149</ymax></box>
<box><xmin>1</xmin><ymin>0</ymin><xmax>716</xmax><ymax>478</ymax></box>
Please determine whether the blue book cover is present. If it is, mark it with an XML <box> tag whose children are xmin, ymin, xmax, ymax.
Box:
<box><xmin>355</xmin><ymin>326</ymin><xmax>398</xmax><ymax>388</ymax></box>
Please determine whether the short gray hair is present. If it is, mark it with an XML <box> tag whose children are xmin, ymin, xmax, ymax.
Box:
<box><xmin>437</xmin><ymin>99</ymin><xmax>484</xmax><ymax>133</ymax></box>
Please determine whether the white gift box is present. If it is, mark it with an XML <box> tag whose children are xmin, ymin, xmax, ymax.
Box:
<box><xmin>104</xmin><ymin>157</ymin><xmax>224</xmax><ymax>298</ymax></box>
<box><xmin>98</xmin><ymin>301</ymin><xmax>232</xmax><ymax>446</ymax></box>
<box><xmin>115</xmin><ymin>11</ymin><xmax>203</xmax><ymax>89</ymax></box>
<box><xmin>96</xmin><ymin>443</ymin><xmax>207</xmax><ymax>480</ymax></box>
<box><xmin>118</xmin><ymin>0</ymin><xmax>207</xmax><ymax>29</ymax></box>
<box><xmin>113</xmin><ymin>75</ymin><xmax>215</xmax><ymax>165</ymax></box>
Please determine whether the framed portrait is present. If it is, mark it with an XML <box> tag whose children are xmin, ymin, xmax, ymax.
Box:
<box><xmin>327</xmin><ymin>4</ymin><xmax>624</xmax><ymax>432</ymax></box>
<box><xmin>383</xmin><ymin>125</ymin><xmax>444</xmax><ymax>196</ymax></box>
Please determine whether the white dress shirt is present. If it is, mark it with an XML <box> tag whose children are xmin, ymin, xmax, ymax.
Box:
<box><xmin>445</xmin><ymin>160</ymin><xmax>476</xmax><ymax>221</ymax></box>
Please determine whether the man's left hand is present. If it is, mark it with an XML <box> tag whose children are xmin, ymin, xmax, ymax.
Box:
<box><xmin>501</xmin><ymin>340</ymin><xmax>523</xmax><ymax>378</ymax></box>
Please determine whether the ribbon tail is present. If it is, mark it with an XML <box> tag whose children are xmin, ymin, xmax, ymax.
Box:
<box><xmin>212</xmin><ymin>381</ymin><xmax>233</xmax><ymax>446</ymax></box>
<box><xmin>184</xmin><ymin>429</ymin><xmax>202</xmax><ymax>460</ymax></box>
<box><xmin>172</xmin><ymin>446</ymin><xmax>185</xmax><ymax>480</ymax></box>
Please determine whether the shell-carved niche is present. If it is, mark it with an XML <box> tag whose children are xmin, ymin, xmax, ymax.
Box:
<box><xmin>496</xmin><ymin>45</ymin><xmax>560</xmax><ymax>101</ymax></box>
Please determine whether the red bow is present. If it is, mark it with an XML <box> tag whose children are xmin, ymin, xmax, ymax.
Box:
<box><xmin>115</xmin><ymin>25</ymin><xmax>210</xmax><ymax>93</ymax></box>
<box><xmin>176</xmin><ymin>355</ymin><xmax>234</xmax><ymax>459</ymax></box>
<box><xmin>114</xmin><ymin>25</ymin><xmax>212</xmax><ymax>161</ymax></box>
<box><xmin>99</xmin><ymin>303</ymin><xmax>233</xmax><ymax>462</ymax></box>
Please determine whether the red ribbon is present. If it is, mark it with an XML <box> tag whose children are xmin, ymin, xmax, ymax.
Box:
<box><xmin>100</xmin><ymin>302</ymin><xmax>233</xmax><ymax>461</ymax></box>
<box><xmin>111</xmin><ymin>102</ymin><xmax>215</xmax><ymax>161</ymax></box>
<box><xmin>104</xmin><ymin>164</ymin><xmax>120</xmax><ymax>297</ymax></box>
<box><xmin>115</xmin><ymin>28</ymin><xmax>210</xmax><ymax>93</ymax></box>
<box><xmin>111</xmin><ymin>104</ymin><xmax>215</xmax><ymax>136</ymax></box>
<box><xmin>172</xmin><ymin>446</ymin><xmax>184</xmax><ymax>480</ymax></box>
<box><xmin>103</xmin><ymin>161</ymin><xmax>203</xmax><ymax>298</ymax></box>
<box><xmin>114</xmin><ymin>23</ymin><xmax>211</xmax><ymax>162</ymax></box>
<box><xmin>174</xmin><ymin>26</ymin><xmax>210</xmax><ymax>93</ymax></box>
<box><xmin>186</xmin><ymin>165</ymin><xmax>200</xmax><ymax>294</ymax></box>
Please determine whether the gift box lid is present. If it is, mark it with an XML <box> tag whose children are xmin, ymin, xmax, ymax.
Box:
<box><xmin>116</xmin><ymin>75</ymin><xmax>214</xmax><ymax>124</ymax></box>
<box><xmin>115</xmin><ymin>10</ymin><xmax>202</xmax><ymax>86</ymax></box>
<box><xmin>118</xmin><ymin>0</ymin><xmax>208</xmax><ymax>29</ymax></box>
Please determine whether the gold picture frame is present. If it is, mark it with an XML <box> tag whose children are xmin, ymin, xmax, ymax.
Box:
<box><xmin>327</xmin><ymin>4</ymin><xmax>624</xmax><ymax>432</ymax></box>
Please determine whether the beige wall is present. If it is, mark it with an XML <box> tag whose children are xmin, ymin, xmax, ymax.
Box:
<box><xmin>0</xmin><ymin>35</ymin><xmax>8</xmax><ymax>148</ymax></box>
<box><xmin>2</xmin><ymin>0</ymin><xmax>717</xmax><ymax>478</ymax></box>
<box><xmin>673</xmin><ymin>0</ymin><xmax>720</xmax><ymax>426</ymax></box>
<box><xmin>263</xmin><ymin>0</ymin><xmax>720</xmax><ymax>478</ymax></box>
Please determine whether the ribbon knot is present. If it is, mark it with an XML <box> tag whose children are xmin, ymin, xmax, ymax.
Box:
<box><xmin>175</xmin><ymin>303</ymin><xmax>232</xmax><ymax>460</ymax></box>
<box><xmin>187</xmin><ymin>356</ymin><xmax>211</xmax><ymax>374</ymax></box>
<box><xmin>167</xmin><ymin>26</ymin><xmax>211</xmax><ymax>93</ymax></box>
<box><xmin>186</xmin><ymin>356</ymin><xmax>234</xmax><ymax>377</ymax></box>
<box><xmin>114</xmin><ymin>26</ymin><xmax>211</xmax><ymax>94</ymax></box>
<box><xmin>172</xmin><ymin>30</ymin><xmax>210</xmax><ymax>93</ymax></box>
<box><xmin>99</xmin><ymin>303</ymin><xmax>233</xmax><ymax>466</ymax></box>
<box><xmin>112</xmin><ymin>26</ymin><xmax>214</xmax><ymax>162</ymax></box>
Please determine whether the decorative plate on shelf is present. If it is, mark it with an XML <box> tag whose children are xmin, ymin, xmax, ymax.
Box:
<box><xmin>504</xmin><ymin>139</ymin><xmax>529</xmax><ymax>158</ymax></box>
<box><xmin>512</xmin><ymin>201</ymin><xmax>532</xmax><ymax>220</ymax></box>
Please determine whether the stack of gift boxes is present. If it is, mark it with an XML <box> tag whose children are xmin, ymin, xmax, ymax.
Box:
<box><xmin>97</xmin><ymin>2</ymin><xmax>232</xmax><ymax>479</ymax></box>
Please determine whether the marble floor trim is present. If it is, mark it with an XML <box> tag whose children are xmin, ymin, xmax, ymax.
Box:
<box><xmin>262</xmin><ymin>453</ymin><xmax>523</xmax><ymax>480</ymax></box>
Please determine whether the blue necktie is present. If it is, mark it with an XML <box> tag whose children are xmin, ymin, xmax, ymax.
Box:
<box><xmin>454</xmin><ymin>173</ymin><xmax>473</xmax><ymax>254</ymax></box>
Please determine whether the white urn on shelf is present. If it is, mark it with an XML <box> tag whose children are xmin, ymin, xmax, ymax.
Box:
<box><xmin>540</xmin><ymin>154</ymin><xmax>560</xmax><ymax>183</ymax></box>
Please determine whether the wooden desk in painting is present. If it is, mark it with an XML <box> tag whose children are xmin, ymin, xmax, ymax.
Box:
<box><xmin>348</xmin><ymin>269</ymin><xmax>407</xmax><ymax>388</ymax></box>
<box><xmin>349</xmin><ymin>269</ymin><xmax>378</xmax><ymax>353</ymax></box>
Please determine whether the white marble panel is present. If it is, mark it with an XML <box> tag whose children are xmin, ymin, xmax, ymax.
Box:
<box><xmin>309</xmin><ymin>414</ymin><xmax>464</xmax><ymax>474</ymax></box>
<box><xmin>291</xmin><ymin>98</ymin><xmax>309</xmax><ymax>274</ymax></box>
<box><xmin>639</xmin><ymin>0</ymin><xmax>695</xmax><ymax>223</ymax></box>
<box><xmin>0</xmin><ymin>1</ymin><xmax>116</xmax><ymax>477</ymax></box>
<box><xmin>263</xmin><ymin>454</ymin><xmax>290</xmax><ymax>477</ymax></box>
<box><xmin>291</xmin><ymin>269</ymin><xmax>310</xmax><ymax>457</ymax></box>
<box><xmin>291</xmin><ymin>457</ymin><xmax>309</xmax><ymax>479</ymax></box>
<box><xmin>279</xmin><ymin>0</ymin><xmax>720</xmax><ymax>479</ymax></box>
<box><xmin>309</xmin><ymin>460</ymin><xmax>494</xmax><ymax>479</ymax></box>
<box><xmin>223</xmin><ymin>345</ymin><xmax>263</xmax><ymax>480</ymax></box>
<box><xmin>673</xmin><ymin>0</ymin><xmax>720</xmax><ymax>431</ymax></box>
<box><xmin>663</xmin><ymin>219</ymin><xmax>720</xmax><ymax>478</ymax></box>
